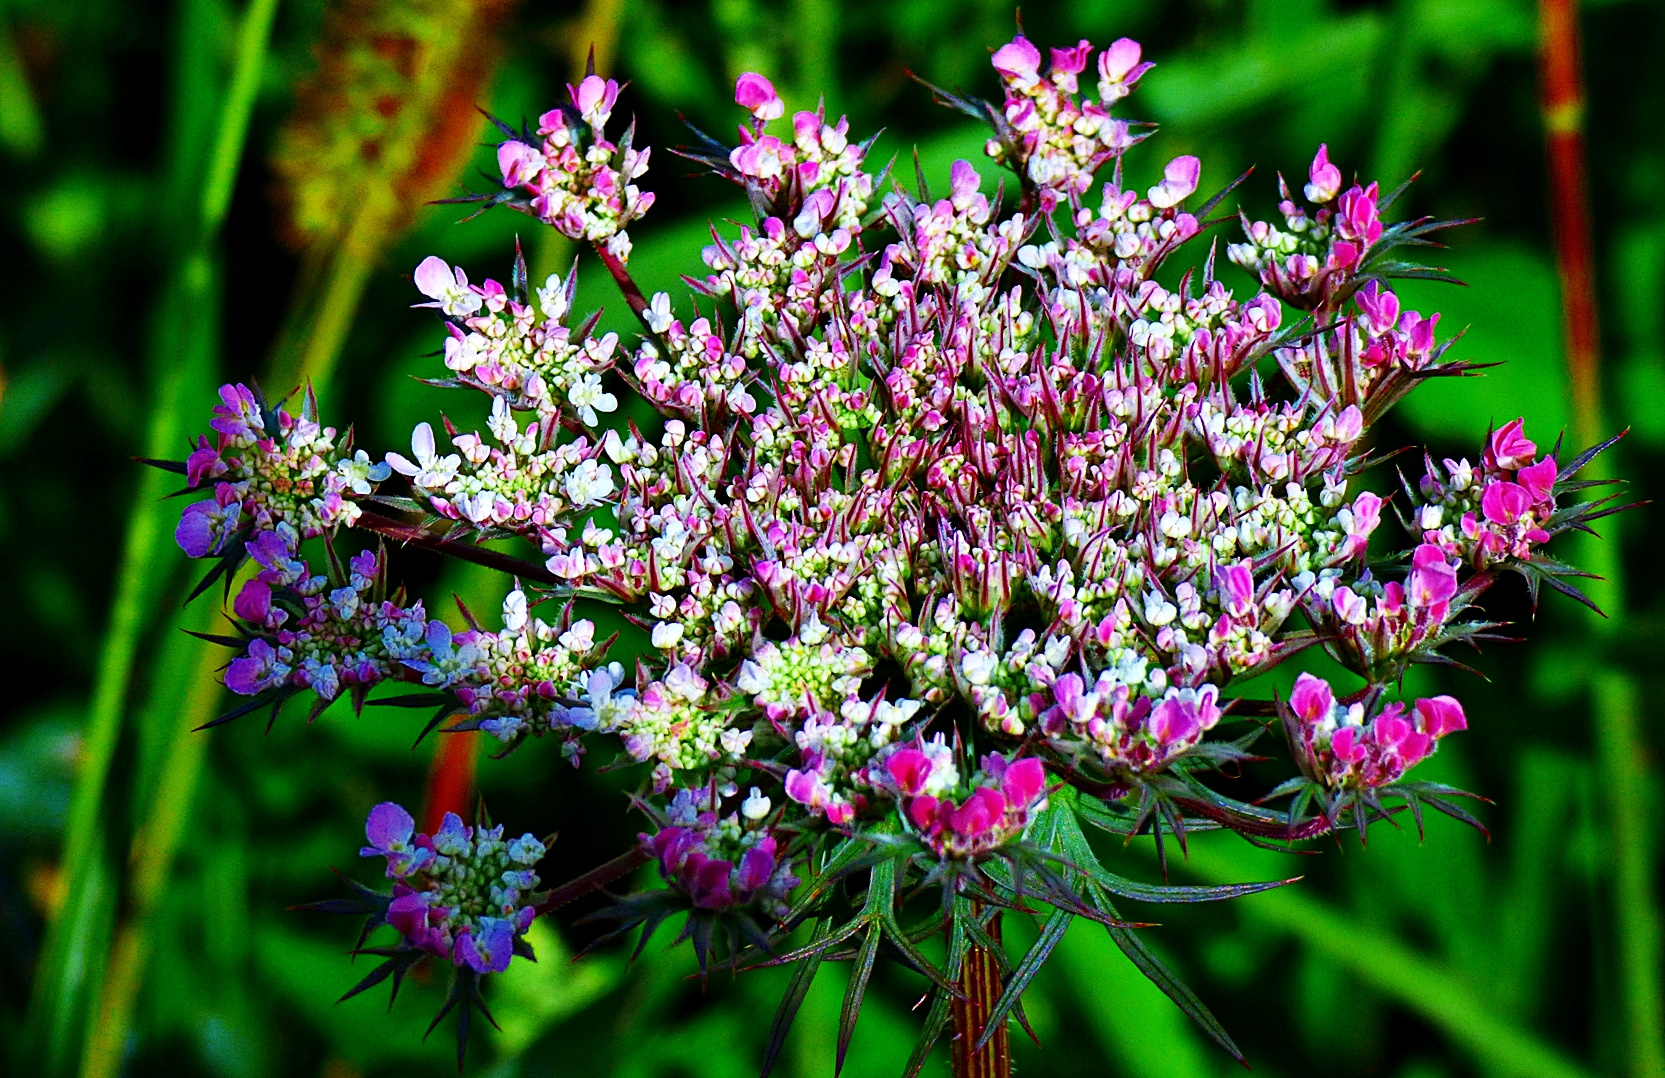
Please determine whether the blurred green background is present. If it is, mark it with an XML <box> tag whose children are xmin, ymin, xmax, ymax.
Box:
<box><xmin>0</xmin><ymin>0</ymin><xmax>1661</xmax><ymax>1075</ymax></box>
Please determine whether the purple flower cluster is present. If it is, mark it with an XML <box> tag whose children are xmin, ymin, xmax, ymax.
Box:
<box><xmin>224</xmin><ymin>528</ymin><xmax>429</xmax><ymax>702</ymax></box>
<box><xmin>643</xmin><ymin>786</ymin><xmax>797</xmax><ymax>914</ymax></box>
<box><xmin>360</xmin><ymin>802</ymin><xmax>546</xmax><ymax>975</ymax></box>
<box><xmin>175</xmin><ymin>384</ymin><xmax>389</xmax><ymax>559</ymax></box>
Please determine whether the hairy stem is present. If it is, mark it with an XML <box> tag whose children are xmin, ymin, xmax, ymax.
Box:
<box><xmin>951</xmin><ymin>906</ymin><xmax>1011</xmax><ymax>1078</ymax></box>
<box><xmin>354</xmin><ymin>507</ymin><xmax>564</xmax><ymax>586</ymax></box>
<box><xmin>532</xmin><ymin>846</ymin><xmax>653</xmax><ymax>916</ymax></box>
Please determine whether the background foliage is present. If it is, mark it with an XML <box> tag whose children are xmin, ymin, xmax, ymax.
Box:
<box><xmin>0</xmin><ymin>0</ymin><xmax>1661</xmax><ymax>1075</ymax></box>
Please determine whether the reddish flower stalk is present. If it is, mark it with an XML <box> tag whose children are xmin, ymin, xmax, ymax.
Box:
<box><xmin>952</xmin><ymin>908</ymin><xmax>1011</xmax><ymax>1078</ymax></box>
<box><xmin>1538</xmin><ymin>0</ymin><xmax>1602</xmax><ymax>442</ymax></box>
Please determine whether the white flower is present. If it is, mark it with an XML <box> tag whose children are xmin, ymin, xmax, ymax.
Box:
<box><xmin>559</xmin><ymin>620</ymin><xmax>596</xmax><ymax>652</ymax></box>
<box><xmin>645</xmin><ymin>292</ymin><xmax>674</xmax><ymax>334</ymax></box>
<box><xmin>960</xmin><ymin>649</ymin><xmax>997</xmax><ymax>686</ymax></box>
<box><xmin>563</xmin><ymin>458</ymin><xmax>615</xmax><ymax>506</ymax></box>
<box><xmin>651</xmin><ymin>622</ymin><xmax>684</xmax><ymax>649</ymax></box>
<box><xmin>1143</xmin><ymin>590</ymin><xmax>1178</xmax><ymax>627</ymax></box>
<box><xmin>536</xmin><ymin>273</ymin><xmax>569</xmax><ymax>322</ymax></box>
<box><xmin>385</xmin><ymin>423</ymin><xmax>461</xmax><ymax>490</ymax></box>
<box><xmin>741</xmin><ymin>787</ymin><xmax>772</xmax><ymax>820</ymax></box>
<box><xmin>502</xmin><ymin>589</ymin><xmax>528</xmax><ymax>632</ymax></box>
<box><xmin>721</xmin><ymin>728</ymin><xmax>755</xmax><ymax>755</ymax></box>
<box><xmin>488</xmin><ymin>395</ymin><xmax>519</xmax><ymax>444</ymax></box>
<box><xmin>567</xmin><ymin>373</ymin><xmax>618</xmax><ymax>426</ymax></box>
<box><xmin>412</xmin><ymin>256</ymin><xmax>482</xmax><ymax>317</ymax></box>
<box><xmin>334</xmin><ymin>450</ymin><xmax>390</xmax><ymax>495</ymax></box>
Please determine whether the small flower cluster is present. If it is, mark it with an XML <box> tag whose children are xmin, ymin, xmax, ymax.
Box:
<box><xmin>495</xmin><ymin>74</ymin><xmax>653</xmax><ymax>259</ymax></box>
<box><xmin>386</xmin><ymin>405</ymin><xmax>615</xmax><ymax>537</ymax></box>
<box><xmin>1414</xmin><ymin>419</ymin><xmax>1560</xmax><ymax>567</ymax></box>
<box><xmin>885</xmin><ymin>748</ymin><xmax>1049</xmax><ymax>859</ymax></box>
<box><xmin>408</xmin><ymin>587</ymin><xmax>616</xmax><ymax>750</ymax></box>
<box><xmin>1285</xmin><ymin>672</ymin><xmax>1467</xmax><ymax>791</ymax></box>
<box><xmin>642</xmin><ymin>785</ymin><xmax>798</xmax><ymax>914</ymax></box>
<box><xmin>986</xmin><ymin>36</ymin><xmax>1152</xmax><ymax>208</ymax></box>
<box><xmin>360</xmin><ymin>802</ymin><xmax>546</xmax><ymax>974</ymax></box>
<box><xmin>225</xmin><ymin>528</ymin><xmax>430</xmax><ymax>702</ymax></box>
<box><xmin>176</xmin><ymin>384</ymin><xmax>389</xmax><ymax>559</ymax></box>
<box><xmin>412</xmin><ymin>255</ymin><xmax>621</xmax><ymax>424</ymax></box>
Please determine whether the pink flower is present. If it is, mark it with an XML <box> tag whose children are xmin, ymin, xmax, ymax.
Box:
<box><xmin>1049</xmin><ymin>40</ymin><xmax>1093</xmax><ymax>92</ymax></box>
<box><xmin>1518</xmin><ymin>457</ymin><xmax>1558</xmax><ymax>503</ymax></box>
<box><xmin>1330</xmin><ymin>725</ymin><xmax>1366</xmax><ymax>765</ymax></box>
<box><xmin>1413</xmin><ymin>695</ymin><xmax>1467</xmax><ymax>739</ymax></box>
<box><xmin>1336</xmin><ymin>182</ymin><xmax>1382</xmax><ymax>246</ymax></box>
<box><xmin>1219</xmin><ymin>561</ymin><xmax>1256</xmax><ymax>619</ymax></box>
<box><xmin>949</xmin><ymin>786</ymin><xmax>1006</xmax><ymax>840</ymax></box>
<box><xmin>1097</xmin><ymin>38</ymin><xmax>1153</xmax><ymax>103</ymax></box>
<box><xmin>1148</xmin><ymin>155</ymin><xmax>1200</xmax><ymax>210</ymax></box>
<box><xmin>497</xmin><ymin>140</ymin><xmax>543</xmax><ymax>188</ymax></box>
<box><xmin>1290</xmin><ymin>672</ymin><xmax>1334</xmax><ymax>725</ymax></box>
<box><xmin>1148</xmin><ymin>686</ymin><xmax>1221</xmax><ymax>749</ymax></box>
<box><xmin>1354</xmin><ymin>280</ymin><xmax>1400</xmax><ymax>334</ymax></box>
<box><xmin>1408</xmin><ymin>543</ymin><xmax>1459</xmax><ymax>614</ymax></box>
<box><xmin>885</xmin><ymin>749</ymin><xmax>934</xmax><ymax>796</ymax></box>
<box><xmin>1488</xmin><ymin>418</ymin><xmax>1537</xmax><ymax>471</ymax></box>
<box><xmin>1304</xmin><ymin>144</ymin><xmax>1342</xmax><ymax>204</ymax></box>
<box><xmin>1342</xmin><ymin>490</ymin><xmax>1384</xmax><ymax>558</ymax></box>
<box><xmin>1000</xmin><ymin>757</ymin><xmax>1047</xmax><ymax>809</ymax></box>
<box><xmin>734</xmin><ymin>72</ymin><xmax>784</xmax><ymax>121</ymax></box>
<box><xmin>570</xmin><ymin>74</ymin><xmax>619</xmax><ymax>130</ymax></box>
<box><xmin>730</xmin><ymin>134</ymin><xmax>790</xmax><ymax>181</ymax></box>
<box><xmin>1481</xmin><ymin>480</ymin><xmax>1531</xmax><ymax>525</ymax></box>
<box><xmin>992</xmin><ymin>37</ymin><xmax>1042</xmax><ymax>87</ymax></box>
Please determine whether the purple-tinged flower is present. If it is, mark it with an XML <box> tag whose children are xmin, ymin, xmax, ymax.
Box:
<box><xmin>1148</xmin><ymin>686</ymin><xmax>1222</xmax><ymax>749</ymax></box>
<box><xmin>734</xmin><ymin>73</ymin><xmax>784</xmax><ymax>122</ymax></box>
<box><xmin>498</xmin><ymin>140</ymin><xmax>544</xmax><ymax>188</ymax></box>
<box><xmin>455</xmin><ymin>917</ymin><xmax>516</xmax><ymax>974</ymax></box>
<box><xmin>210</xmin><ymin>383</ymin><xmax>263</xmax><ymax>441</ymax></box>
<box><xmin>359</xmin><ymin>801</ymin><xmax>435</xmax><ymax>878</ymax></box>
<box><xmin>185</xmin><ymin>435</ymin><xmax>225</xmax><ymax>488</ymax></box>
<box><xmin>1148</xmin><ymin>155</ymin><xmax>1200</xmax><ymax>210</ymax></box>
<box><xmin>233</xmin><ymin>578</ymin><xmax>272</xmax><ymax>624</ymax></box>
<box><xmin>175</xmin><ymin>500</ymin><xmax>220</xmax><ymax>558</ymax></box>
<box><xmin>1219</xmin><ymin>562</ymin><xmax>1256</xmax><ymax>619</ymax></box>
<box><xmin>225</xmin><ymin>638</ymin><xmax>287</xmax><ymax>696</ymax></box>
<box><xmin>1304</xmin><ymin>144</ymin><xmax>1342</xmax><ymax>204</ymax></box>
